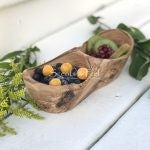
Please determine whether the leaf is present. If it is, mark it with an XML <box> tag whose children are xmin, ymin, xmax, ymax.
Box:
<box><xmin>0</xmin><ymin>121</ymin><xmax>16</xmax><ymax>136</ymax></box>
<box><xmin>134</xmin><ymin>45</ymin><xmax>150</xmax><ymax>60</ymax></box>
<box><xmin>137</xmin><ymin>62</ymin><xmax>150</xmax><ymax>80</ymax></box>
<box><xmin>130</xmin><ymin>27</ymin><xmax>145</xmax><ymax>41</ymax></box>
<box><xmin>0</xmin><ymin>62</ymin><xmax>11</xmax><ymax>69</ymax></box>
<box><xmin>117</xmin><ymin>23</ymin><xmax>130</xmax><ymax>31</ymax></box>
<box><xmin>0</xmin><ymin>51</ymin><xmax>23</xmax><ymax>61</ymax></box>
<box><xmin>0</xmin><ymin>46</ymin><xmax>42</xmax><ymax>137</ymax></box>
<box><xmin>27</xmin><ymin>46</ymin><xmax>40</xmax><ymax>53</ymax></box>
<box><xmin>87</xmin><ymin>16</ymin><xmax>100</xmax><ymax>24</ymax></box>
<box><xmin>24</xmin><ymin>92</ymin><xmax>38</xmax><ymax>109</ymax></box>
<box><xmin>30</xmin><ymin>60</ymin><xmax>37</xmax><ymax>67</ymax></box>
<box><xmin>1</xmin><ymin>121</ymin><xmax>16</xmax><ymax>135</ymax></box>
<box><xmin>129</xmin><ymin>50</ymin><xmax>150</xmax><ymax>80</ymax></box>
<box><xmin>93</xmin><ymin>26</ymin><xmax>104</xmax><ymax>34</ymax></box>
<box><xmin>138</xmin><ymin>39</ymin><xmax>150</xmax><ymax>55</ymax></box>
<box><xmin>11</xmin><ymin>108</ymin><xmax>44</xmax><ymax>120</ymax></box>
<box><xmin>117</xmin><ymin>23</ymin><xmax>145</xmax><ymax>41</ymax></box>
<box><xmin>117</xmin><ymin>23</ymin><xmax>149</xmax><ymax>80</ymax></box>
<box><xmin>18</xmin><ymin>56</ymin><xmax>25</xmax><ymax>71</ymax></box>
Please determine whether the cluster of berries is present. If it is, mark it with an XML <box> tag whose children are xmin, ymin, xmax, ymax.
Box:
<box><xmin>87</xmin><ymin>44</ymin><xmax>113</xmax><ymax>59</ymax></box>
<box><xmin>32</xmin><ymin>63</ymin><xmax>89</xmax><ymax>86</ymax></box>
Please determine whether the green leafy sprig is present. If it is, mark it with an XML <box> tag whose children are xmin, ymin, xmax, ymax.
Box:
<box><xmin>0</xmin><ymin>46</ymin><xmax>44</xmax><ymax>137</ymax></box>
<box><xmin>87</xmin><ymin>15</ymin><xmax>150</xmax><ymax>80</ymax></box>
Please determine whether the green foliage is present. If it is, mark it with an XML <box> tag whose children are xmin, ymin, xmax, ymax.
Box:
<box><xmin>117</xmin><ymin>23</ymin><xmax>150</xmax><ymax>80</ymax></box>
<box><xmin>12</xmin><ymin>73</ymin><xmax>23</xmax><ymax>86</ymax></box>
<box><xmin>117</xmin><ymin>23</ymin><xmax>146</xmax><ymax>42</ymax></box>
<box><xmin>138</xmin><ymin>39</ymin><xmax>150</xmax><ymax>55</ymax></box>
<box><xmin>9</xmin><ymin>89</ymin><xmax>25</xmax><ymax>101</ymax></box>
<box><xmin>87</xmin><ymin>16</ymin><xmax>100</xmax><ymax>24</ymax></box>
<box><xmin>93</xmin><ymin>26</ymin><xmax>104</xmax><ymax>35</ymax></box>
<box><xmin>0</xmin><ymin>51</ymin><xmax>23</xmax><ymax>61</ymax></box>
<box><xmin>0</xmin><ymin>121</ymin><xmax>16</xmax><ymax>137</ymax></box>
<box><xmin>10</xmin><ymin>107</ymin><xmax>44</xmax><ymax>120</ymax></box>
<box><xmin>87</xmin><ymin>16</ymin><xmax>150</xmax><ymax>80</ymax></box>
<box><xmin>24</xmin><ymin>92</ymin><xmax>39</xmax><ymax>109</ymax></box>
<box><xmin>0</xmin><ymin>46</ymin><xmax>44</xmax><ymax>137</ymax></box>
<box><xmin>0</xmin><ymin>62</ymin><xmax>11</xmax><ymax>69</ymax></box>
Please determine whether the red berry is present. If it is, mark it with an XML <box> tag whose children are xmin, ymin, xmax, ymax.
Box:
<box><xmin>98</xmin><ymin>44</ymin><xmax>113</xmax><ymax>58</ymax></box>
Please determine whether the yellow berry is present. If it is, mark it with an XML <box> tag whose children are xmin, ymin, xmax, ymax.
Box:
<box><xmin>42</xmin><ymin>65</ymin><xmax>54</xmax><ymax>76</ymax></box>
<box><xmin>77</xmin><ymin>68</ymin><xmax>89</xmax><ymax>80</ymax></box>
<box><xmin>49</xmin><ymin>78</ymin><xmax>61</xmax><ymax>86</ymax></box>
<box><xmin>60</xmin><ymin>63</ymin><xmax>73</xmax><ymax>74</ymax></box>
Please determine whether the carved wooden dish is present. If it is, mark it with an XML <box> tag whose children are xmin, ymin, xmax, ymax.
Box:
<box><xmin>23</xmin><ymin>29</ymin><xmax>134</xmax><ymax>113</ymax></box>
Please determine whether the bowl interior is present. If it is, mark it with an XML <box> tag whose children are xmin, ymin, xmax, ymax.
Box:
<box><xmin>24</xmin><ymin>48</ymin><xmax>91</xmax><ymax>90</ymax></box>
<box><xmin>81</xmin><ymin>29</ymin><xmax>134</xmax><ymax>54</ymax></box>
<box><xmin>100</xmin><ymin>29</ymin><xmax>133</xmax><ymax>47</ymax></box>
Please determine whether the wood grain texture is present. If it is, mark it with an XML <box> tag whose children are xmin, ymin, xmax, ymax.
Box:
<box><xmin>23</xmin><ymin>29</ymin><xmax>134</xmax><ymax>113</ymax></box>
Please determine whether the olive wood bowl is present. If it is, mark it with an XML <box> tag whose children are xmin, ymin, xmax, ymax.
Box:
<box><xmin>23</xmin><ymin>29</ymin><xmax>134</xmax><ymax>113</ymax></box>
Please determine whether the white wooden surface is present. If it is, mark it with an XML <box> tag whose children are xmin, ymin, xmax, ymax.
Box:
<box><xmin>92</xmin><ymin>89</ymin><xmax>150</xmax><ymax>150</ymax></box>
<box><xmin>0</xmin><ymin>0</ymin><xmax>150</xmax><ymax>150</ymax></box>
<box><xmin>0</xmin><ymin>0</ymin><xmax>115</xmax><ymax>54</ymax></box>
<box><xmin>0</xmin><ymin>0</ymin><xmax>27</xmax><ymax>9</ymax></box>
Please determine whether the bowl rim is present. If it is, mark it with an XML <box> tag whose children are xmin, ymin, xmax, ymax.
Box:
<box><xmin>23</xmin><ymin>29</ymin><xmax>134</xmax><ymax>92</ymax></box>
<box><xmin>80</xmin><ymin>29</ymin><xmax>134</xmax><ymax>61</ymax></box>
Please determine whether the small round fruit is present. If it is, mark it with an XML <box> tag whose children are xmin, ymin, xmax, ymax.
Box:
<box><xmin>77</xmin><ymin>68</ymin><xmax>89</xmax><ymax>80</ymax></box>
<box><xmin>60</xmin><ymin>63</ymin><xmax>73</xmax><ymax>74</ymax></box>
<box><xmin>35</xmin><ymin>68</ymin><xmax>42</xmax><ymax>75</ymax></box>
<box><xmin>55</xmin><ymin>63</ymin><xmax>62</xmax><ymax>70</ymax></box>
<box><xmin>49</xmin><ymin>78</ymin><xmax>61</xmax><ymax>86</ymax></box>
<box><xmin>42</xmin><ymin>65</ymin><xmax>54</xmax><ymax>76</ymax></box>
<box><xmin>43</xmin><ymin>76</ymin><xmax>52</xmax><ymax>84</ymax></box>
<box><xmin>54</xmin><ymin>63</ymin><xmax>62</xmax><ymax>73</ymax></box>
<box><xmin>97</xmin><ymin>44</ymin><xmax>113</xmax><ymax>58</ymax></box>
<box><xmin>33</xmin><ymin>73</ymin><xmax>41</xmax><ymax>81</ymax></box>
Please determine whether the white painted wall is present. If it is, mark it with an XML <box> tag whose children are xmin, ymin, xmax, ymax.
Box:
<box><xmin>0</xmin><ymin>0</ymin><xmax>116</xmax><ymax>56</ymax></box>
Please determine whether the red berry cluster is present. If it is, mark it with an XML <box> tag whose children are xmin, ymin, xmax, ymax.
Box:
<box><xmin>98</xmin><ymin>45</ymin><xmax>113</xmax><ymax>58</ymax></box>
<box><xmin>88</xmin><ymin>44</ymin><xmax>113</xmax><ymax>59</ymax></box>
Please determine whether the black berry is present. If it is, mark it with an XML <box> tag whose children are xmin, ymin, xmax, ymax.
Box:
<box><xmin>56</xmin><ymin>63</ymin><xmax>62</xmax><ymax>68</ymax></box>
<box><xmin>43</xmin><ymin>76</ymin><xmax>52</xmax><ymax>84</ymax></box>
<box><xmin>33</xmin><ymin>73</ymin><xmax>41</xmax><ymax>81</ymax></box>
<box><xmin>54</xmin><ymin>63</ymin><xmax>62</xmax><ymax>73</ymax></box>
<box><xmin>35</xmin><ymin>68</ymin><xmax>42</xmax><ymax>75</ymax></box>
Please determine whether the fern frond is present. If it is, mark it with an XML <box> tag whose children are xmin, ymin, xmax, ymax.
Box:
<box><xmin>0</xmin><ymin>110</ymin><xmax>7</xmax><ymax>119</ymax></box>
<box><xmin>0</xmin><ymin>99</ymin><xmax>8</xmax><ymax>109</ymax></box>
<box><xmin>9</xmin><ymin>89</ymin><xmax>25</xmax><ymax>101</ymax></box>
<box><xmin>0</xmin><ymin>46</ymin><xmax>41</xmax><ymax>137</ymax></box>
<box><xmin>0</xmin><ymin>121</ymin><xmax>16</xmax><ymax>136</ymax></box>
<box><xmin>11</xmin><ymin>108</ymin><xmax>44</xmax><ymax>120</ymax></box>
<box><xmin>24</xmin><ymin>92</ymin><xmax>38</xmax><ymax>109</ymax></box>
